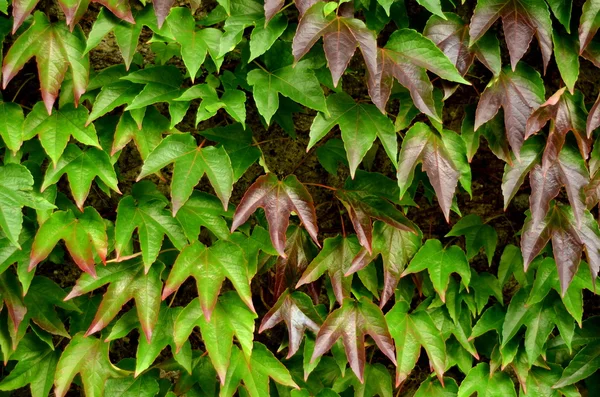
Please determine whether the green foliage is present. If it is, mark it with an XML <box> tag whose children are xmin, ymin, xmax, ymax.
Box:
<box><xmin>1</xmin><ymin>0</ymin><xmax>600</xmax><ymax>395</ymax></box>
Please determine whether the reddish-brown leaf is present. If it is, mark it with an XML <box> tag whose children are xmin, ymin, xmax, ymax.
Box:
<box><xmin>259</xmin><ymin>290</ymin><xmax>322</xmax><ymax>358</ymax></box>
<box><xmin>311</xmin><ymin>297</ymin><xmax>396</xmax><ymax>382</ymax></box>
<box><xmin>153</xmin><ymin>0</ymin><xmax>174</xmax><ymax>28</ymax></box>
<box><xmin>528</xmin><ymin>144</ymin><xmax>589</xmax><ymax>227</ymax></box>
<box><xmin>231</xmin><ymin>173</ymin><xmax>319</xmax><ymax>258</ymax></box>
<box><xmin>587</xmin><ymin>92</ymin><xmax>600</xmax><ymax>137</ymax></box>
<box><xmin>292</xmin><ymin>2</ymin><xmax>377</xmax><ymax>87</ymax></box>
<box><xmin>469</xmin><ymin>0</ymin><xmax>553</xmax><ymax>73</ymax></box>
<box><xmin>475</xmin><ymin>64</ymin><xmax>545</xmax><ymax>157</ymax></box>
<box><xmin>526</xmin><ymin>88</ymin><xmax>591</xmax><ymax>168</ymax></box>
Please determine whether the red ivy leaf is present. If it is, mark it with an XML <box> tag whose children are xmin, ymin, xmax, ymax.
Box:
<box><xmin>259</xmin><ymin>290</ymin><xmax>322</xmax><ymax>358</ymax></box>
<box><xmin>292</xmin><ymin>2</ymin><xmax>377</xmax><ymax>87</ymax></box>
<box><xmin>579</xmin><ymin>0</ymin><xmax>600</xmax><ymax>54</ymax></box>
<box><xmin>367</xmin><ymin>29</ymin><xmax>469</xmax><ymax>117</ymax></box>
<box><xmin>469</xmin><ymin>0</ymin><xmax>553</xmax><ymax>72</ymax></box>
<box><xmin>521</xmin><ymin>204</ymin><xmax>600</xmax><ymax>293</ymax></box>
<box><xmin>0</xmin><ymin>271</ymin><xmax>27</xmax><ymax>334</ymax></box>
<box><xmin>587</xmin><ymin>92</ymin><xmax>600</xmax><ymax>136</ymax></box>
<box><xmin>231</xmin><ymin>173</ymin><xmax>320</xmax><ymax>258</ymax></box>
<box><xmin>153</xmin><ymin>0</ymin><xmax>174</xmax><ymax>28</ymax></box>
<box><xmin>528</xmin><ymin>144</ymin><xmax>588</xmax><ymax>227</ymax></box>
<box><xmin>475</xmin><ymin>64</ymin><xmax>545</xmax><ymax>158</ymax></box>
<box><xmin>311</xmin><ymin>297</ymin><xmax>396</xmax><ymax>382</ymax></box>
<box><xmin>526</xmin><ymin>88</ymin><xmax>591</xmax><ymax>169</ymax></box>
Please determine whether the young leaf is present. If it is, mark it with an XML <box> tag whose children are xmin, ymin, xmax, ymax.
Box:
<box><xmin>29</xmin><ymin>208</ymin><xmax>107</xmax><ymax>277</ymax></box>
<box><xmin>54</xmin><ymin>334</ymin><xmax>127</xmax><ymax>397</ymax></box>
<box><xmin>424</xmin><ymin>13</ymin><xmax>501</xmax><ymax>77</ymax></box>
<box><xmin>446</xmin><ymin>214</ymin><xmax>498</xmax><ymax>264</ymax></box>
<box><xmin>469</xmin><ymin>0</ymin><xmax>553</xmax><ymax>72</ymax></box>
<box><xmin>386</xmin><ymin>302</ymin><xmax>446</xmax><ymax>387</ymax></box>
<box><xmin>526</xmin><ymin>88</ymin><xmax>591</xmax><ymax>168</ymax></box>
<box><xmin>475</xmin><ymin>63</ymin><xmax>545</xmax><ymax>157</ymax></box>
<box><xmin>174</xmin><ymin>292</ymin><xmax>257</xmax><ymax>384</ymax></box>
<box><xmin>138</xmin><ymin>133</ymin><xmax>234</xmax><ymax>215</ymax></box>
<box><xmin>220</xmin><ymin>343</ymin><xmax>298</xmax><ymax>396</ymax></box>
<box><xmin>348</xmin><ymin>221</ymin><xmax>422</xmax><ymax>307</ymax></box>
<box><xmin>259</xmin><ymin>290</ymin><xmax>322</xmax><ymax>358</ymax></box>
<box><xmin>457</xmin><ymin>363</ymin><xmax>517</xmax><ymax>397</ymax></box>
<box><xmin>292</xmin><ymin>2</ymin><xmax>377</xmax><ymax>88</ymax></box>
<box><xmin>231</xmin><ymin>173</ymin><xmax>320</xmax><ymax>258</ymax></box>
<box><xmin>42</xmin><ymin>144</ymin><xmax>121</xmax><ymax>210</ymax></box>
<box><xmin>0</xmin><ymin>164</ymin><xmax>54</xmax><ymax>248</ymax></box>
<box><xmin>311</xmin><ymin>297</ymin><xmax>396</xmax><ymax>383</ymax></box>
<box><xmin>23</xmin><ymin>102</ymin><xmax>100</xmax><ymax>166</ymax></box>
<box><xmin>297</xmin><ymin>235</ymin><xmax>361</xmax><ymax>305</ymax></box>
<box><xmin>368</xmin><ymin>29</ymin><xmax>469</xmax><ymax>116</ymax></box>
<box><xmin>308</xmin><ymin>92</ymin><xmax>397</xmax><ymax>177</ymax></box>
<box><xmin>397</xmin><ymin>123</ymin><xmax>462</xmax><ymax>222</ymax></box>
<box><xmin>162</xmin><ymin>240</ymin><xmax>255</xmax><ymax>318</ymax></box>
<box><xmin>114</xmin><ymin>182</ymin><xmax>187</xmax><ymax>269</ymax></box>
<box><xmin>402</xmin><ymin>239</ymin><xmax>471</xmax><ymax>302</ymax></box>
<box><xmin>247</xmin><ymin>60</ymin><xmax>327</xmax><ymax>125</ymax></box>
<box><xmin>2</xmin><ymin>12</ymin><xmax>89</xmax><ymax>113</ymax></box>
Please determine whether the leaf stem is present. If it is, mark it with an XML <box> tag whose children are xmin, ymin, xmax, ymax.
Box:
<box><xmin>12</xmin><ymin>74</ymin><xmax>36</xmax><ymax>102</ymax></box>
<box><xmin>106</xmin><ymin>248</ymin><xmax>179</xmax><ymax>263</ymax></box>
<box><xmin>252</xmin><ymin>60</ymin><xmax>269</xmax><ymax>73</ymax></box>
<box><xmin>303</xmin><ymin>182</ymin><xmax>337</xmax><ymax>191</ymax></box>
<box><xmin>252</xmin><ymin>138</ymin><xmax>291</xmax><ymax>146</ymax></box>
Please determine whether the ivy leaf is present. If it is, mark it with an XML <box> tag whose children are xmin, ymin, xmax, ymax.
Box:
<box><xmin>521</xmin><ymin>204</ymin><xmax>600</xmax><ymax>294</ymax></box>
<box><xmin>259</xmin><ymin>290</ymin><xmax>322</xmax><ymax>358</ymax></box>
<box><xmin>0</xmin><ymin>271</ymin><xmax>27</xmax><ymax>334</ymax></box>
<box><xmin>249</xmin><ymin>14</ymin><xmax>288</xmax><ymax>62</ymax></box>
<box><xmin>0</xmin><ymin>333</ymin><xmax>59</xmax><ymax>397</ymax></box>
<box><xmin>526</xmin><ymin>88</ymin><xmax>591</xmax><ymax>169</ymax></box>
<box><xmin>41</xmin><ymin>144</ymin><xmax>120</xmax><ymax>210</ymax></box>
<box><xmin>175</xmin><ymin>191</ymin><xmax>232</xmax><ymax>241</ymax></box>
<box><xmin>308</xmin><ymin>92</ymin><xmax>397</xmax><ymax>178</ymax></box>
<box><xmin>63</xmin><ymin>259</ymin><xmax>163</xmax><ymax>343</ymax></box>
<box><xmin>310</xmin><ymin>297</ymin><xmax>396</xmax><ymax>382</ymax></box>
<box><xmin>386</xmin><ymin>302</ymin><xmax>446</xmax><ymax>387</ymax></box>
<box><xmin>397</xmin><ymin>122</ymin><xmax>462</xmax><ymax>222</ymax></box>
<box><xmin>297</xmin><ymin>235</ymin><xmax>361</xmax><ymax>305</ymax></box>
<box><xmin>402</xmin><ymin>239</ymin><xmax>471</xmax><ymax>302</ymax></box>
<box><xmin>111</xmin><ymin>107</ymin><xmax>169</xmax><ymax>160</ymax></box>
<box><xmin>424</xmin><ymin>13</ymin><xmax>501</xmax><ymax>77</ymax></box>
<box><xmin>23</xmin><ymin>102</ymin><xmax>100</xmax><ymax>166</ymax></box>
<box><xmin>457</xmin><ymin>363</ymin><xmax>517</xmax><ymax>397</ymax></box>
<box><xmin>588</xmin><ymin>92</ymin><xmax>600</xmax><ymax>136</ymax></box>
<box><xmin>104</xmin><ymin>373</ymin><xmax>159</xmax><ymax>397</ymax></box>
<box><xmin>174</xmin><ymin>292</ymin><xmax>257</xmax><ymax>385</ymax></box>
<box><xmin>247</xmin><ymin>60</ymin><xmax>327</xmax><ymax>125</ymax></box>
<box><xmin>166</xmin><ymin>8</ymin><xmax>223</xmax><ymax>81</ymax></box>
<box><xmin>335</xmin><ymin>188</ymin><xmax>415</xmax><ymax>253</ymax></box>
<box><xmin>114</xmin><ymin>182</ymin><xmax>187</xmax><ymax>270</ymax></box>
<box><xmin>123</xmin><ymin>66</ymin><xmax>183</xmax><ymax>111</ymax></box>
<box><xmin>138</xmin><ymin>133</ymin><xmax>234</xmax><ymax>215</ymax></box>
<box><xmin>348</xmin><ymin>221</ymin><xmax>422</xmax><ymax>307</ymax></box>
<box><xmin>501</xmin><ymin>136</ymin><xmax>544</xmax><ymax>210</ymax></box>
<box><xmin>446</xmin><ymin>214</ymin><xmax>498</xmax><ymax>264</ymax></box>
<box><xmin>414</xmin><ymin>377</ymin><xmax>458</xmax><ymax>397</ymax></box>
<box><xmin>272</xmin><ymin>225</ymin><xmax>318</xmax><ymax>300</ymax></box>
<box><xmin>475</xmin><ymin>64</ymin><xmax>545</xmax><ymax>158</ymax></box>
<box><xmin>469</xmin><ymin>0</ymin><xmax>553</xmax><ymax>72</ymax></box>
<box><xmin>579</xmin><ymin>0</ymin><xmax>600</xmax><ymax>53</ymax></box>
<box><xmin>162</xmin><ymin>240</ymin><xmax>255</xmax><ymax>318</ymax></box>
<box><xmin>220</xmin><ymin>343</ymin><xmax>298</xmax><ymax>396</ymax></box>
<box><xmin>553</xmin><ymin>29</ymin><xmax>580</xmax><ymax>94</ymax></box>
<box><xmin>231</xmin><ymin>173</ymin><xmax>320</xmax><ymax>258</ymax></box>
<box><xmin>54</xmin><ymin>334</ymin><xmax>127</xmax><ymax>397</ymax></box>
<box><xmin>554</xmin><ymin>340</ymin><xmax>600</xmax><ymax>388</ymax></box>
<box><xmin>292</xmin><ymin>2</ymin><xmax>377</xmax><ymax>88</ymax></box>
<box><xmin>175</xmin><ymin>83</ymin><xmax>246</xmax><ymax>128</ymax></box>
<box><xmin>0</xmin><ymin>164</ymin><xmax>54</xmax><ymax>248</ymax></box>
<box><xmin>2</xmin><ymin>12</ymin><xmax>89</xmax><ymax>114</ymax></box>
<box><xmin>0</xmin><ymin>102</ymin><xmax>25</xmax><ymax>154</ymax></box>
<box><xmin>368</xmin><ymin>29</ymin><xmax>469</xmax><ymax>116</ymax></box>
<box><xmin>86</xmin><ymin>81</ymin><xmax>143</xmax><ymax>125</ymax></box>
<box><xmin>29</xmin><ymin>208</ymin><xmax>107</xmax><ymax>277</ymax></box>
<box><xmin>527</xmin><ymin>144</ymin><xmax>588</xmax><ymax>227</ymax></box>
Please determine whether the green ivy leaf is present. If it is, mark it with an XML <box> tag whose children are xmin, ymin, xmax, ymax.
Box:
<box><xmin>457</xmin><ymin>362</ymin><xmax>517</xmax><ymax>397</ymax></box>
<box><xmin>446</xmin><ymin>214</ymin><xmax>498</xmax><ymax>264</ymax></box>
